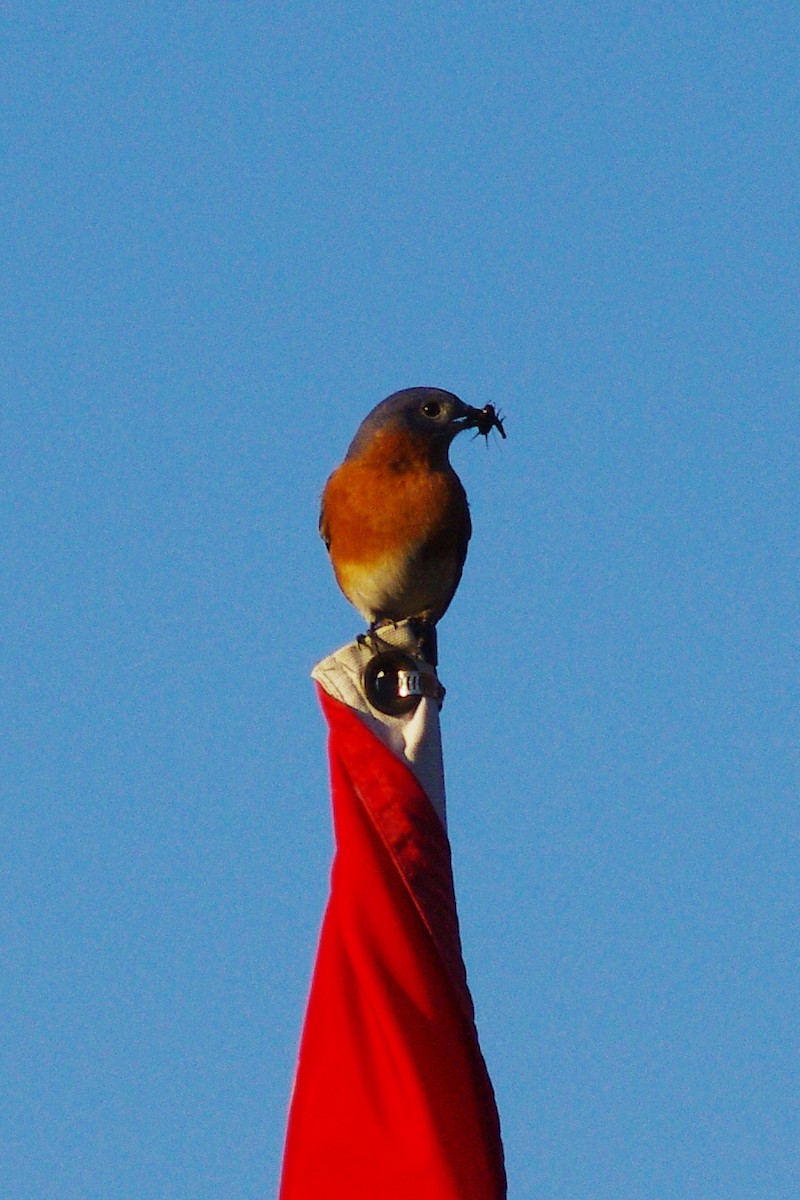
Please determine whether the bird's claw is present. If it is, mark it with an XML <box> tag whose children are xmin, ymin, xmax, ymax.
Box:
<box><xmin>357</xmin><ymin>617</ymin><xmax>438</xmax><ymax>666</ymax></box>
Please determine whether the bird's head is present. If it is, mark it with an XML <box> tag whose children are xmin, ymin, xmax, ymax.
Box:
<box><xmin>345</xmin><ymin>387</ymin><xmax>505</xmax><ymax>464</ymax></box>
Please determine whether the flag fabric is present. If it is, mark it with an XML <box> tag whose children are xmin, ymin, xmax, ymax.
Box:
<box><xmin>279</xmin><ymin>639</ymin><xmax>506</xmax><ymax>1198</ymax></box>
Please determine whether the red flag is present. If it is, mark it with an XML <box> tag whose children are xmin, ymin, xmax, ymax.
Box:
<box><xmin>279</xmin><ymin>684</ymin><xmax>506</xmax><ymax>1198</ymax></box>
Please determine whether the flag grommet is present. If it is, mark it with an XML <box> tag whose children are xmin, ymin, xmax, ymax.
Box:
<box><xmin>362</xmin><ymin>650</ymin><xmax>439</xmax><ymax>716</ymax></box>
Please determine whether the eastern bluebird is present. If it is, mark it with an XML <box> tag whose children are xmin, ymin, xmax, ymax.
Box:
<box><xmin>320</xmin><ymin>387</ymin><xmax>505</xmax><ymax>637</ymax></box>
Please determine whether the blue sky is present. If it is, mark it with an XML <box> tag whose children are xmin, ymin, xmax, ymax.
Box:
<box><xmin>2</xmin><ymin>3</ymin><xmax>797</xmax><ymax>1197</ymax></box>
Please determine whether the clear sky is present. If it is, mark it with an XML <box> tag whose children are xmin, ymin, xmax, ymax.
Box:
<box><xmin>2</xmin><ymin>3</ymin><xmax>797</xmax><ymax>1197</ymax></box>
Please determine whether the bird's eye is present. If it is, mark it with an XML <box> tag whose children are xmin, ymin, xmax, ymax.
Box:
<box><xmin>420</xmin><ymin>401</ymin><xmax>442</xmax><ymax>419</ymax></box>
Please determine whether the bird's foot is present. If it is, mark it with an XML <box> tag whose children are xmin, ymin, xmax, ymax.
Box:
<box><xmin>357</xmin><ymin>621</ymin><xmax>397</xmax><ymax>658</ymax></box>
<box><xmin>356</xmin><ymin>617</ymin><xmax>437</xmax><ymax>665</ymax></box>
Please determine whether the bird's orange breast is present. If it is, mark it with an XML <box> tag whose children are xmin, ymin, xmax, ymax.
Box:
<box><xmin>321</xmin><ymin>429</ymin><xmax>466</xmax><ymax>564</ymax></box>
<box><xmin>319</xmin><ymin>427</ymin><xmax>472</xmax><ymax>623</ymax></box>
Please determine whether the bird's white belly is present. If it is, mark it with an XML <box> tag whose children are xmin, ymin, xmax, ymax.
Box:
<box><xmin>337</xmin><ymin>548</ymin><xmax>457</xmax><ymax>624</ymax></box>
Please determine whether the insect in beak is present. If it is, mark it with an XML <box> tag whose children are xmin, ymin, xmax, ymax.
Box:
<box><xmin>472</xmin><ymin>404</ymin><xmax>506</xmax><ymax>441</ymax></box>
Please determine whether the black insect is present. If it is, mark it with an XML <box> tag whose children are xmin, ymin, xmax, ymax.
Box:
<box><xmin>474</xmin><ymin>404</ymin><xmax>507</xmax><ymax>441</ymax></box>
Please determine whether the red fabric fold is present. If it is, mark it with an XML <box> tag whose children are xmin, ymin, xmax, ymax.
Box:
<box><xmin>279</xmin><ymin>686</ymin><xmax>505</xmax><ymax>1199</ymax></box>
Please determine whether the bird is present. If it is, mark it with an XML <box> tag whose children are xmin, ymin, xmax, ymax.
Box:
<box><xmin>319</xmin><ymin>387</ymin><xmax>505</xmax><ymax>643</ymax></box>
